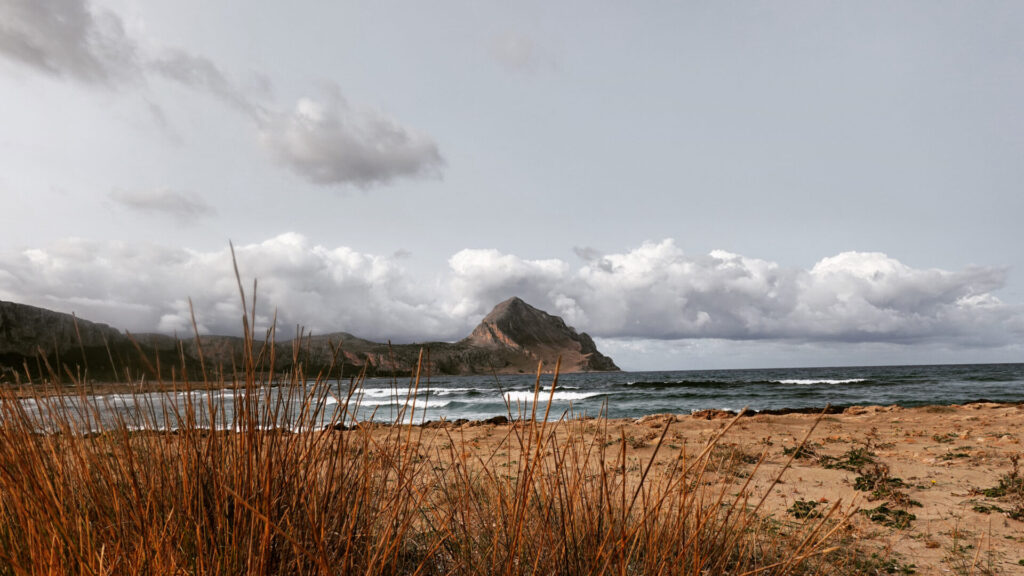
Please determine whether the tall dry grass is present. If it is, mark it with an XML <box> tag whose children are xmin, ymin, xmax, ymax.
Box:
<box><xmin>0</xmin><ymin>271</ymin><xmax>853</xmax><ymax>575</ymax></box>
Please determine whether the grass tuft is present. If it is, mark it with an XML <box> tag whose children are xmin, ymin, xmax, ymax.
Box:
<box><xmin>0</xmin><ymin>262</ymin><xmax>856</xmax><ymax>575</ymax></box>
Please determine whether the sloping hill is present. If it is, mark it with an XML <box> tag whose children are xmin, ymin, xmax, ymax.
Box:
<box><xmin>0</xmin><ymin>298</ymin><xmax>619</xmax><ymax>382</ymax></box>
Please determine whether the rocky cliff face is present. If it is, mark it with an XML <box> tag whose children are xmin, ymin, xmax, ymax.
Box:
<box><xmin>462</xmin><ymin>297</ymin><xmax>619</xmax><ymax>372</ymax></box>
<box><xmin>0</xmin><ymin>297</ymin><xmax>619</xmax><ymax>382</ymax></box>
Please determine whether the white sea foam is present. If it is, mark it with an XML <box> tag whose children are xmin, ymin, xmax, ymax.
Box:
<box><xmin>428</xmin><ymin>387</ymin><xmax>477</xmax><ymax>395</ymax></box>
<box><xmin>351</xmin><ymin>395</ymin><xmax>451</xmax><ymax>409</ymax></box>
<box><xmin>356</xmin><ymin>388</ymin><xmax>402</xmax><ymax>398</ymax></box>
<box><xmin>503</xmin><ymin>391</ymin><xmax>603</xmax><ymax>403</ymax></box>
<box><xmin>777</xmin><ymin>379</ymin><xmax>866</xmax><ymax>385</ymax></box>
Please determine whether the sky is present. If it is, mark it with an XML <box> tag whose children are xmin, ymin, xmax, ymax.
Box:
<box><xmin>1</xmin><ymin>0</ymin><xmax>1022</xmax><ymax>370</ymax></box>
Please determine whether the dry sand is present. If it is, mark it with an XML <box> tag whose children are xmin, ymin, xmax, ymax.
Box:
<box><xmin>360</xmin><ymin>402</ymin><xmax>1024</xmax><ymax>575</ymax></box>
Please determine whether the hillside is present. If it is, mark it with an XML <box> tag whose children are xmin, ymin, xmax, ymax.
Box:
<box><xmin>0</xmin><ymin>298</ymin><xmax>618</xmax><ymax>382</ymax></box>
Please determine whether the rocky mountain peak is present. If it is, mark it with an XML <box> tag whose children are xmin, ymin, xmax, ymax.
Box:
<box><xmin>464</xmin><ymin>297</ymin><xmax>619</xmax><ymax>372</ymax></box>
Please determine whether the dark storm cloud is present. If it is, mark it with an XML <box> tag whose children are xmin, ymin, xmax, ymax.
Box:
<box><xmin>0</xmin><ymin>0</ymin><xmax>138</xmax><ymax>84</ymax></box>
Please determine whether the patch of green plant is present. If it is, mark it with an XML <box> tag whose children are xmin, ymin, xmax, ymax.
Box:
<box><xmin>862</xmin><ymin>504</ymin><xmax>916</xmax><ymax>529</ymax></box>
<box><xmin>787</xmin><ymin>499</ymin><xmax>822</xmax><ymax>519</ymax></box>
<box><xmin>851</xmin><ymin>552</ymin><xmax>916</xmax><ymax>575</ymax></box>
<box><xmin>938</xmin><ymin>451</ymin><xmax>970</xmax><ymax>461</ymax></box>
<box><xmin>877</xmin><ymin>558</ymin><xmax>917</xmax><ymax>575</ymax></box>
<box><xmin>821</xmin><ymin>446</ymin><xmax>876</xmax><ymax>471</ymax></box>
<box><xmin>826</xmin><ymin>543</ymin><xmax>917</xmax><ymax>575</ymax></box>
<box><xmin>972</xmin><ymin>504</ymin><xmax>1003</xmax><ymax>514</ymax></box>
<box><xmin>854</xmin><ymin>470</ymin><xmax>906</xmax><ymax>494</ymax></box>
<box><xmin>853</xmin><ymin>463</ymin><xmax>920</xmax><ymax>508</ymax></box>
<box><xmin>981</xmin><ymin>485</ymin><xmax>1006</xmax><ymax>498</ymax></box>
<box><xmin>977</xmin><ymin>454</ymin><xmax>1024</xmax><ymax>520</ymax></box>
<box><xmin>782</xmin><ymin>442</ymin><xmax>820</xmax><ymax>459</ymax></box>
<box><xmin>932</xmin><ymin>433</ymin><xmax>956</xmax><ymax>444</ymax></box>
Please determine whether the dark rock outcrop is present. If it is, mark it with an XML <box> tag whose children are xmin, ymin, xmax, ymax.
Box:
<box><xmin>461</xmin><ymin>297</ymin><xmax>619</xmax><ymax>372</ymax></box>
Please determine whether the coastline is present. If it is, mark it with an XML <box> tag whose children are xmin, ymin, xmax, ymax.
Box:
<box><xmin>3</xmin><ymin>381</ymin><xmax>1023</xmax><ymax>573</ymax></box>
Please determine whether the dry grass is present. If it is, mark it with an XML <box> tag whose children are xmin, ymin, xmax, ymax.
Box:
<box><xmin>0</xmin><ymin>266</ymin><xmax>857</xmax><ymax>575</ymax></box>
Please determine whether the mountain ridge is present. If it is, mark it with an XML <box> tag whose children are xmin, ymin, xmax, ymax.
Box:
<box><xmin>0</xmin><ymin>297</ymin><xmax>618</xmax><ymax>382</ymax></box>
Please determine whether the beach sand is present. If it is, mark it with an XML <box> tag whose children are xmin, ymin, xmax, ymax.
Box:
<box><xmin>355</xmin><ymin>402</ymin><xmax>1024</xmax><ymax>575</ymax></box>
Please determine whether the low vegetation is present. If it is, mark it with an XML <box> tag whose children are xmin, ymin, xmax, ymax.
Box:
<box><xmin>976</xmin><ymin>454</ymin><xmax>1024</xmax><ymax>521</ymax></box>
<box><xmin>0</xmin><ymin>271</ymin><xmax>859</xmax><ymax>575</ymax></box>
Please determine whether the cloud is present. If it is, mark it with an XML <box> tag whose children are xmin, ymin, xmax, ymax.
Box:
<box><xmin>0</xmin><ymin>0</ymin><xmax>138</xmax><ymax>84</ymax></box>
<box><xmin>108</xmin><ymin>189</ymin><xmax>215</xmax><ymax>222</ymax></box>
<box><xmin>259</xmin><ymin>89</ymin><xmax>444</xmax><ymax>187</ymax></box>
<box><xmin>444</xmin><ymin>240</ymin><xmax>1017</xmax><ymax>346</ymax></box>
<box><xmin>447</xmin><ymin>249</ymin><xmax>569</xmax><ymax>319</ymax></box>
<box><xmin>489</xmin><ymin>31</ymin><xmax>549</xmax><ymax>74</ymax></box>
<box><xmin>147</xmin><ymin>50</ymin><xmax>260</xmax><ymax>117</ymax></box>
<box><xmin>0</xmin><ymin>234</ymin><xmax>456</xmax><ymax>341</ymax></box>
<box><xmin>0</xmin><ymin>0</ymin><xmax>445</xmax><ymax>188</ymax></box>
<box><xmin>0</xmin><ymin>236</ymin><xmax>1017</xmax><ymax>349</ymax></box>
<box><xmin>572</xmin><ymin>246</ymin><xmax>603</xmax><ymax>262</ymax></box>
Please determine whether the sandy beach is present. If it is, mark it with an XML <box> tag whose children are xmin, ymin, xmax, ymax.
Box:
<box><xmin>355</xmin><ymin>402</ymin><xmax>1024</xmax><ymax>575</ymax></box>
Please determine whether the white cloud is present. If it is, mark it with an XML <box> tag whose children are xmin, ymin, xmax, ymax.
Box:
<box><xmin>147</xmin><ymin>49</ymin><xmax>258</xmax><ymax>117</ymax></box>
<box><xmin>109</xmin><ymin>189</ymin><xmax>215</xmax><ymax>222</ymax></box>
<box><xmin>0</xmin><ymin>236</ymin><xmax>1017</xmax><ymax>350</ymax></box>
<box><xmin>447</xmin><ymin>249</ymin><xmax>569</xmax><ymax>319</ymax></box>
<box><xmin>0</xmin><ymin>234</ymin><xmax>454</xmax><ymax>341</ymax></box>
<box><xmin>259</xmin><ymin>89</ymin><xmax>444</xmax><ymax>187</ymax></box>
<box><xmin>0</xmin><ymin>0</ymin><xmax>445</xmax><ymax>188</ymax></box>
<box><xmin>443</xmin><ymin>240</ymin><xmax>1017</xmax><ymax>346</ymax></box>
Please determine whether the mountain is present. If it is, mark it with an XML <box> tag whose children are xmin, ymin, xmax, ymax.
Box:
<box><xmin>0</xmin><ymin>301</ymin><xmax>185</xmax><ymax>382</ymax></box>
<box><xmin>462</xmin><ymin>297</ymin><xmax>618</xmax><ymax>372</ymax></box>
<box><xmin>0</xmin><ymin>298</ymin><xmax>618</xmax><ymax>382</ymax></box>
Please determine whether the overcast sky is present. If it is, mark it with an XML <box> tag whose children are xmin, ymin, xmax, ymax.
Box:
<box><xmin>1</xmin><ymin>0</ymin><xmax>1022</xmax><ymax>370</ymax></box>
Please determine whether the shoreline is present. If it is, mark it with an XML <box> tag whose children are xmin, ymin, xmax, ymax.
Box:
<box><xmin>3</xmin><ymin>384</ymin><xmax>1023</xmax><ymax>572</ymax></box>
<box><xmin>5</xmin><ymin>379</ymin><xmax>1022</xmax><ymax>416</ymax></box>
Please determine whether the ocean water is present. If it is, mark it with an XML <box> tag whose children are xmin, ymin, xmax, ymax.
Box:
<box><xmin>10</xmin><ymin>363</ymin><xmax>1023</xmax><ymax>431</ymax></box>
<box><xmin>353</xmin><ymin>363</ymin><xmax>1024</xmax><ymax>423</ymax></box>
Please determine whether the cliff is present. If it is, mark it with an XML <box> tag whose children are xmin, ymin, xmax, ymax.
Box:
<box><xmin>461</xmin><ymin>297</ymin><xmax>619</xmax><ymax>372</ymax></box>
<box><xmin>0</xmin><ymin>298</ymin><xmax>618</xmax><ymax>382</ymax></box>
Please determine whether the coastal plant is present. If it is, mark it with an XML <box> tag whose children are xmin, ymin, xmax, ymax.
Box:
<box><xmin>978</xmin><ymin>453</ymin><xmax>1024</xmax><ymax>521</ymax></box>
<box><xmin>788</xmin><ymin>499</ymin><xmax>824</xmax><ymax>519</ymax></box>
<box><xmin>0</xmin><ymin>356</ymin><xmax>853</xmax><ymax>575</ymax></box>
<box><xmin>861</xmin><ymin>505</ymin><xmax>916</xmax><ymax>530</ymax></box>
<box><xmin>820</xmin><ymin>446</ymin><xmax>876</xmax><ymax>471</ymax></box>
<box><xmin>0</xmin><ymin>259</ymin><xmax>858</xmax><ymax>575</ymax></box>
<box><xmin>943</xmin><ymin>526</ymin><xmax>999</xmax><ymax>576</ymax></box>
<box><xmin>853</xmin><ymin>463</ymin><xmax>921</xmax><ymax>508</ymax></box>
<box><xmin>783</xmin><ymin>442</ymin><xmax>821</xmax><ymax>460</ymax></box>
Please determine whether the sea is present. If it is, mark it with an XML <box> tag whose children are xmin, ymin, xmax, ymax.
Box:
<box><xmin>353</xmin><ymin>363</ymin><xmax>1024</xmax><ymax>423</ymax></box>
<box><xmin>12</xmin><ymin>363</ymin><xmax>1024</xmax><ymax>432</ymax></box>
